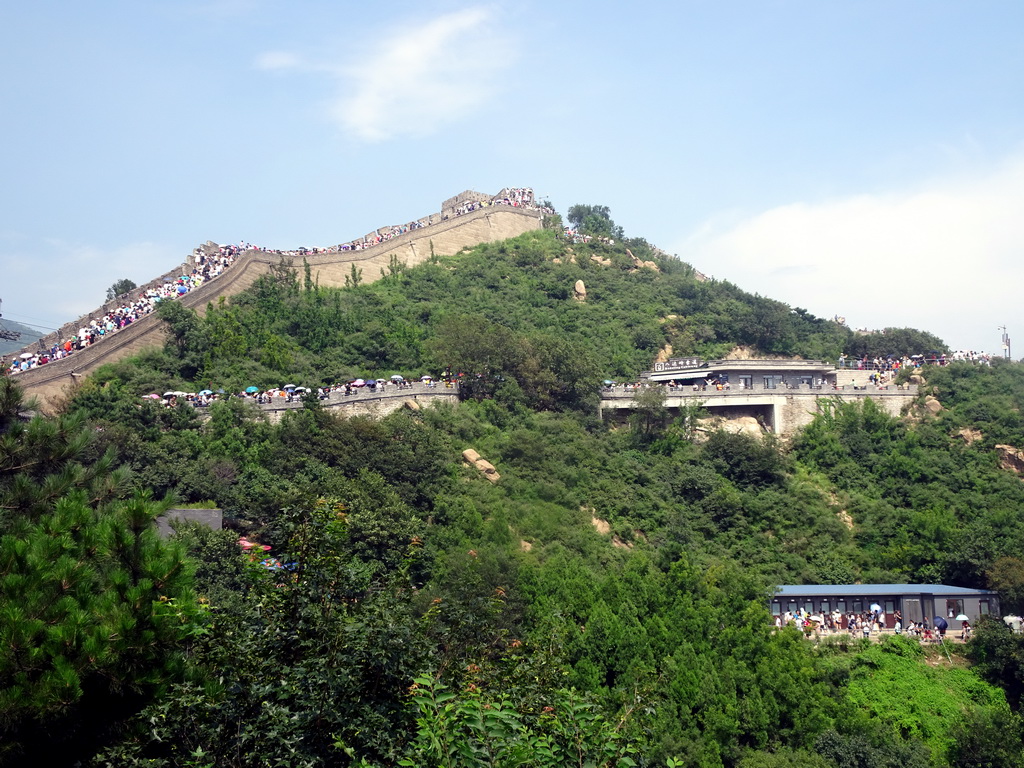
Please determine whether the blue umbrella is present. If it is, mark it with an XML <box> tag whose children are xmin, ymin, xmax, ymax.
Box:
<box><xmin>245</xmin><ymin>386</ymin><xmax>260</xmax><ymax>393</ymax></box>
<box><xmin>933</xmin><ymin>617</ymin><xmax>948</xmax><ymax>631</ymax></box>
<box><xmin>198</xmin><ymin>389</ymin><xmax>213</xmax><ymax>396</ymax></box>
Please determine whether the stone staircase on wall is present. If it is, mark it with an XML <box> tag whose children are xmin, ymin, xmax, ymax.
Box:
<box><xmin>12</xmin><ymin>201</ymin><xmax>544</xmax><ymax>410</ymax></box>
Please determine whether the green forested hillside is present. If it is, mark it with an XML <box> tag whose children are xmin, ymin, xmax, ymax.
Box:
<box><xmin>87</xmin><ymin>228</ymin><xmax>942</xmax><ymax>401</ymax></box>
<box><xmin>2</xmin><ymin>225</ymin><xmax>1023</xmax><ymax>767</ymax></box>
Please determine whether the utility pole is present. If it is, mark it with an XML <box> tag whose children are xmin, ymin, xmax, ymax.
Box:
<box><xmin>999</xmin><ymin>325</ymin><xmax>1011</xmax><ymax>360</ymax></box>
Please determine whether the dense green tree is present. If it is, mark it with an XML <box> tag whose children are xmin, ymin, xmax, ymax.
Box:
<box><xmin>567</xmin><ymin>204</ymin><xmax>624</xmax><ymax>239</ymax></box>
<box><xmin>989</xmin><ymin>557</ymin><xmax>1024</xmax><ymax>615</ymax></box>
<box><xmin>106</xmin><ymin>278</ymin><xmax>137</xmax><ymax>300</ymax></box>
<box><xmin>0</xmin><ymin>377</ymin><xmax>128</xmax><ymax>532</ymax></box>
<box><xmin>25</xmin><ymin>215</ymin><xmax>1024</xmax><ymax>766</ymax></box>
<box><xmin>845</xmin><ymin>327</ymin><xmax>948</xmax><ymax>358</ymax></box>
<box><xmin>95</xmin><ymin>497</ymin><xmax>428</xmax><ymax>766</ymax></box>
<box><xmin>967</xmin><ymin>616</ymin><xmax>1024</xmax><ymax>708</ymax></box>
<box><xmin>0</xmin><ymin>490</ymin><xmax>200</xmax><ymax>765</ymax></box>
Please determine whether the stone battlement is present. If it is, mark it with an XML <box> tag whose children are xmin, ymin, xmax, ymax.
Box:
<box><xmin>11</xmin><ymin>192</ymin><xmax>544</xmax><ymax>410</ymax></box>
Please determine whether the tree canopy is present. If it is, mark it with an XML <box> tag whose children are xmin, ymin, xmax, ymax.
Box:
<box><xmin>5</xmin><ymin>217</ymin><xmax>1023</xmax><ymax>767</ymax></box>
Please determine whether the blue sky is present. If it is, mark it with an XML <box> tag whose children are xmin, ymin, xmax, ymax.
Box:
<box><xmin>2</xmin><ymin>1</ymin><xmax>1023</xmax><ymax>355</ymax></box>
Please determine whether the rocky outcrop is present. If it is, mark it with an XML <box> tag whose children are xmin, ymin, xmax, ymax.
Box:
<box><xmin>573</xmin><ymin>280</ymin><xmax>587</xmax><ymax>302</ymax></box>
<box><xmin>957</xmin><ymin>427</ymin><xmax>983</xmax><ymax>445</ymax></box>
<box><xmin>996</xmin><ymin>444</ymin><xmax>1024</xmax><ymax>475</ymax></box>
<box><xmin>462</xmin><ymin>448</ymin><xmax>500</xmax><ymax>483</ymax></box>
<box><xmin>724</xmin><ymin>346</ymin><xmax>758</xmax><ymax>360</ymax></box>
<box><xmin>698</xmin><ymin>415</ymin><xmax>764</xmax><ymax>439</ymax></box>
<box><xmin>626</xmin><ymin>248</ymin><xmax>659</xmax><ymax>271</ymax></box>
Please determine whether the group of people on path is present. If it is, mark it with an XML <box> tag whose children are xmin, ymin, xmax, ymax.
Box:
<box><xmin>442</xmin><ymin>188</ymin><xmax>548</xmax><ymax>220</ymax></box>
<box><xmin>7</xmin><ymin>249</ymin><xmax>237</xmax><ymax>375</ymax></box>
<box><xmin>838</xmin><ymin>351</ymin><xmax>997</xmax><ymax>374</ymax></box>
<box><xmin>776</xmin><ymin>608</ymin><xmax>972</xmax><ymax>643</ymax></box>
<box><xmin>150</xmin><ymin>375</ymin><xmax>457</xmax><ymax>410</ymax></box>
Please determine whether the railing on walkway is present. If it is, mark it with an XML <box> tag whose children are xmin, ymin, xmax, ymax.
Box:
<box><xmin>836</xmin><ymin>355</ymin><xmax>996</xmax><ymax>371</ymax></box>
<box><xmin>789</xmin><ymin>625</ymin><xmax>972</xmax><ymax>644</ymax></box>
<box><xmin>184</xmin><ymin>380</ymin><xmax>460</xmax><ymax>413</ymax></box>
<box><xmin>600</xmin><ymin>383</ymin><xmax>918</xmax><ymax>400</ymax></box>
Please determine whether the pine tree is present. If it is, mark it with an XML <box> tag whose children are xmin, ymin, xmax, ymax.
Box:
<box><xmin>0</xmin><ymin>378</ymin><xmax>201</xmax><ymax>764</ymax></box>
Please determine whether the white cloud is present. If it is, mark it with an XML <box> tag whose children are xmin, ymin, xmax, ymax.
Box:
<box><xmin>255</xmin><ymin>7</ymin><xmax>514</xmax><ymax>141</ymax></box>
<box><xmin>255</xmin><ymin>50</ymin><xmax>303</xmax><ymax>72</ymax></box>
<box><xmin>678</xmin><ymin>154</ymin><xmax>1024</xmax><ymax>353</ymax></box>
<box><xmin>335</xmin><ymin>7</ymin><xmax>512</xmax><ymax>141</ymax></box>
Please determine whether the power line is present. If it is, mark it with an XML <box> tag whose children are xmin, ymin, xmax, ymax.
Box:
<box><xmin>0</xmin><ymin>313</ymin><xmax>59</xmax><ymax>332</ymax></box>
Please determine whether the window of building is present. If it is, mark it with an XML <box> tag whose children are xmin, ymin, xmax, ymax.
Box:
<box><xmin>853</xmin><ymin>601</ymin><xmax>863</xmax><ymax>614</ymax></box>
<box><xmin>804</xmin><ymin>602</ymin><xmax>813</xmax><ymax>614</ymax></box>
<box><xmin>836</xmin><ymin>600</ymin><xmax>846</xmax><ymax>613</ymax></box>
<box><xmin>799</xmin><ymin>376</ymin><xmax>813</xmax><ymax>386</ymax></box>
<box><xmin>820</xmin><ymin>601</ymin><xmax>829</xmax><ymax>613</ymax></box>
<box><xmin>946</xmin><ymin>599</ymin><xmax>964</xmax><ymax>619</ymax></box>
<box><xmin>739</xmin><ymin>375</ymin><xmax>753</xmax><ymax>390</ymax></box>
<box><xmin>771</xmin><ymin>603</ymin><xmax>781</xmax><ymax>616</ymax></box>
<box><xmin>885</xmin><ymin>601</ymin><xmax>895</xmax><ymax>614</ymax></box>
<box><xmin>788</xmin><ymin>602</ymin><xmax>797</xmax><ymax>614</ymax></box>
<box><xmin>980</xmin><ymin>600</ymin><xmax>990</xmax><ymax>615</ymax></box>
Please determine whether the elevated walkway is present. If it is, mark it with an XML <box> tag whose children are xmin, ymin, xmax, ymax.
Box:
<box><xmin>242</xmin><ymin>382</ymin><xmax>459</xmax><ymax>423</ymax></box>
<box><xmin>11</xmin><ymin>204</ymin><xmax>543</xmax><ymax>410</ymax></box>
<box><xmin>600</xmin><ymin>382</ymin><xmax>919</xmax><ymax>437</ymax></box>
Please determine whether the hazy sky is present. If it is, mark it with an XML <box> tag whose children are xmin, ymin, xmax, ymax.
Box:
<box><xmin>2</xmin><ymin>1</ymin><xmax>1022</xmax><ymax>354</ymax></box>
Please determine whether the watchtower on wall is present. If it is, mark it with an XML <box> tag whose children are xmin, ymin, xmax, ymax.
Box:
<box><xmin>441</xmin><ymin>190</ymin><xmax>493</xmax><ymax>217</ymax></box>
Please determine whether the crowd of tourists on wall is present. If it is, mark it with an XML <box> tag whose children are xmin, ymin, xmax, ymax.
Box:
<box><xmin>442</xmin><ymin>188</ymin><xmax>548</xmax><ymax>220</ymax></box>
<box><xmin>776</xmin><ymin>608</ymin><xmax>973</xmax><ymax>643</ymax></box>
<box><xmin>838</xmin><ymin>350</ymin><xmax>997</xmax><ymax>372</ymax></box>
<box><xmin>6</xmin><ymin>247</ymin><xmax>239</xmax><ymax>375</ymax></box>
<box><xmin>4</xmin><ymin>187</ymin><xmax>545</xmax><ymax>376</ymax></box>
<box><xmin>150</xmin><ymin>374</ymin><xmax>458</xmax><ymax>410</ymax></box>
<box><xmin>268</xmin><ymin>188</ymin><xmax>548</xmax><ymax>253</ymax></box>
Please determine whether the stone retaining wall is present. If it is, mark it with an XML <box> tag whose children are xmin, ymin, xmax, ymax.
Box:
<box><xmin>257</xmin><ymin>390</ymin><xmax>460</xmax><ymax>423</ymax></box>
<box><xmin>190</xmin><ymin>385</ymin><xmax>460</xmax><ymax>424</ymax></box>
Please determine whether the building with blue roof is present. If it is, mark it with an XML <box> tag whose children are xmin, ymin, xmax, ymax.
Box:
<box><xmin>772</xmin><ymin>584</ymin><xmax>998</xmax><ymax>630</ymax></box>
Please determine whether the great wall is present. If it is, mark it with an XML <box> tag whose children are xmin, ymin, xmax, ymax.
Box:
<box><xmin>9</xmin><ymin>190</ymin><xmax>544</xmax><ymax>410</ymax></box>
<box><xmin>7</xmin><ymin>189</ymin><xmax>928</xmax><ymax>437</ymax></box>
